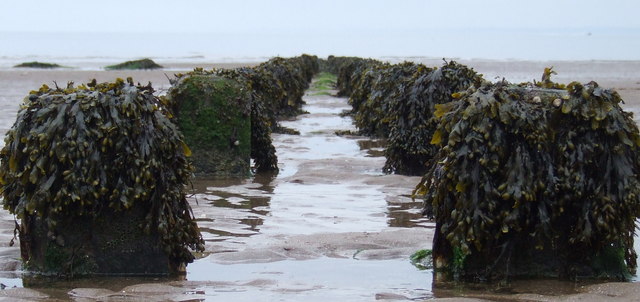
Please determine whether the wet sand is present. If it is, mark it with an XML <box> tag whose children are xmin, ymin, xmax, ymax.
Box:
<box><xmin>0</xmin><ymin>59</ymin><xmax>638</xmax><ymax>301</ymax></box>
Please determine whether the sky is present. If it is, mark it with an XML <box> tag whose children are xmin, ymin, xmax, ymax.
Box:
<box><xmin>1</xmin><ymin>0</ymin><xmax>639</xmax><ymax>61</ymax></box>
<box><xmin>1</xmin><ymin>0</ymin><xmax>639</xmax><ymax>34</ymax></box>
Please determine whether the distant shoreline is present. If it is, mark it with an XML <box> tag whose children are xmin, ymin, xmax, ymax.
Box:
<box><xmin>3</xmin><ymin>56</ymin><xmax>640</xmax><ymax>71</ymax></box>
<box><xmin>2</xmin><ymin>29</ymin><xmax>639</xmax><ymax>62</ymax></box>
<box><xmin>0</xmin><ymin>58</ymin><xmax>638</xmax><ymax>131</ymax></box>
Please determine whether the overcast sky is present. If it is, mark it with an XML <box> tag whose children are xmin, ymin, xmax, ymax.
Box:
<box><xmin>1</xmin><ymin>0</ymin><xmax>639</xmax><ymax>33</ymax></box>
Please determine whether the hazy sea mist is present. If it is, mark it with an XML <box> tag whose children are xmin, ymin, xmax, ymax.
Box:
<box><xmin>1</xmin><ymin>28</ymin><xmax>639</xmax><ymax>69</ymax></box>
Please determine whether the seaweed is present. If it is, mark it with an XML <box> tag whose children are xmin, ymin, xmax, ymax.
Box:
<box><xmin>325</xmin><ymin>57</ymin><xmax>482</xmax><ymax>175</ymax></box>
<box><xmin>410</xmin><ymin>249</ymin><xmax>433</xmax><ymax>270</ymax></box>
<box><xmin>383</xmin><ymin>61</ymin><xmax>482</xmax><ymax>175</ymax></box>
<box><xmin>354</xmin><ymin>62</ymin><xmax>429</xmax><ymax>138</ymax></box>
<box><xmin>416</xmin><ymin>77</ymin><xmax>640</xmax><ymax>281</ymax></box>
<box><xmin>0</xmin><ymin>78</ymin><xmax>204</xmax><ymax>274</ymax></box>
<box><xmin>14</xmin><ymin>62</ymin><xmax>63</xmax><ymax>69</ymax></box>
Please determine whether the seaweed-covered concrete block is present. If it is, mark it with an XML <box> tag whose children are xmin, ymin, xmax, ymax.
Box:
<box><xmin>328</xmin><ymin>57</ymin><xmax>482</xmax><ymax>176</ymax></box>
<box><xmin>168</xmin><ymin>75</ymin><xmax>252</xmax><ymax>177</ymax></box>
<box><xmin>417</xmin><ymin>80</ymin><xmax>640</xmax><ymax>282</ymax></box>
<box><xmin>0</xmin><ymin>79</ymin><xmax>204</xmax><ymax>276</ymax></box>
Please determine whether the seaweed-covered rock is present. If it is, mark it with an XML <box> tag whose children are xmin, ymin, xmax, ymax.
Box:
<box><xmin>0</xmin><ymin>78</ymin><xmax>204</xmax><ymax>276</ymax></box>
<box><xmin>14</xmin><ymin>61</ymin><xmax>62</xmax><ymax>69</ymax></box>
<box><xmin>416</xmin><ymin>79</ymin><xmax>640</xmax><ymax>281</ymax></box>
<box><xmin>167</xmin><ymin>74</ymin><xmax>253</xmax><ymax>177</ymax></box>
<box><xmin>105</xmin><ymin>58</ymin><xmax>162</xmax><ymax>70</ymax></box>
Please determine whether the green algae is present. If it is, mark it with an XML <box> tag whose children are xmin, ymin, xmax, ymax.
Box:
<box><xmin>168</xmin><ymin>75</ymin><xmax>252</xmax><ymax>177</ymax></box>
<box><xmin>309</xmin><ymin>72</ymin><xmax>337</xmax><ymax>96</ymax></box>
<box><xmin>311</xmin><ymin>72</ymin><xmax>337</xmax><ymax>90</ymax></box>
<box><xmin>410</xmin><ymin>249</ymin><xmax>433</xmax><ymax>270</ymax></box>
<box><xmin>167</xmin><ymin>55</ymin><xmax>319</xmax><ymax>175</ymax></box>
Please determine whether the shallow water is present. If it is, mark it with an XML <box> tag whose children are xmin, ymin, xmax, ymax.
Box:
<box><xmin>186</xmin><ymin>92</ymin><xmax>430</xmax><ymax>254</ymax></box>
<box><xmin>185</xmin><ymin>257</ymin><xmax>433</xmax><ymax>301</ymax></box>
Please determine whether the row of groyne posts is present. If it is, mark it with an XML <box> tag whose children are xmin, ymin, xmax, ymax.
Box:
<box><xmin>0</xmin><ymin>55</ymin><xmax>639</xmax><ymax>283</ymax></box>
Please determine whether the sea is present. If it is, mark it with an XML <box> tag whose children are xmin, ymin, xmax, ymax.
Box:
<box><xmin>1</xmin><ymin>28</ymin><xmax>639</xmax><ymax>69</ymax></box>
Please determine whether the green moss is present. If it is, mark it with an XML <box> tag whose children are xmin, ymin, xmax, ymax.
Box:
<box><xmin>170</xmin><ymin>75</ymin><xmax>252</xmax><ymax>176</ymax></box>
<box><xmin>105</xmin><ymin>58</ymin><xmax>162</xmax><ymax>70</ymax></box>
<box><xmin>14</xmin><ymin>61</ymin><xmax>62</xmax><ymax>69</ymax></box>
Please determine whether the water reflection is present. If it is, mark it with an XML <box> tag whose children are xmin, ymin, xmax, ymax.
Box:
<box><xmin>19</xmin><ymin>275</ymin><xmax>180</xmax><ymax>301</ymax></box>
<box><xmin>386</xmin><ymin>196</ymin><xmax>434</xmax><ymax>229</ymax></box>
<box><xmin>189</xmin><ymin>174</ymin><xmax>430</xmax><ymax>244</ymax></box>
<box><xmin>187</xmin><ymin>257</ymin><xmax>433</xmax><ymax>301</ymax></box>
<box><xmin>356</xmin><ymin>138</ymin><xmax>387</xmax><ymax>158</ymax></box>
<box><xmin>188</xmin><ymin>175</ymin><xmax>275</xmax><ymax>245</ymax></box>
<box><xmin>262</xmin><ymin>182</ymin><xmax>390</xmax><ymax>235</ymax></box>
<box><xmin>355</xmin><ymin>137</ymin><xmax>433</xmax><ymax>229</ymax></box>
<box><xmin>185</xmin><ymin>129</ymin><xmax>430</xmax><ymax>244</ymax></box>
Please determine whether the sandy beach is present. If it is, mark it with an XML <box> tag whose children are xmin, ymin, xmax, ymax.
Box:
<box><xmin>0</xmin><ymin>58</ymin><xmax>638</xmax><ymax>301</ymax></box>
